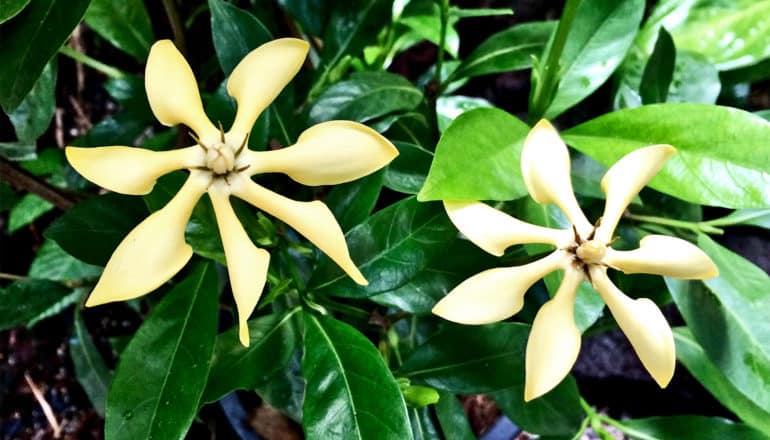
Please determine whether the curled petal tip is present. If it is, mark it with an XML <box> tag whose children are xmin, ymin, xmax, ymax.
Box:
<box><xmin>350</xmin><ymin>269</ymin><xmax>368</xmax><ymax>286</ymax></box>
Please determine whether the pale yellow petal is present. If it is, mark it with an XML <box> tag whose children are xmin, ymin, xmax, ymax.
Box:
<box><xmin>432</xmin><ymin>251</ymin><xmax>568</xmax><ymax>324</ymax></box>
<box><xmin>245</xmin><ymin>121</ymin><xmax>398</xmax><ymax>185</ymax></box>
<box><xmin>85</xmin><ymin>172</ymin><xmax>209</xmax><ymax>307</ymax></box>
<box><xmin>589</xmin><ymin>266</ymin><xmax>675</xmax><ymax>387</ymax></box>
<box><xmin>521</xmin><ymin>120</ymin><xmax>592</xmax><ymax>235</ymax></box>
<box><xmin>525</xmin><ymin>267</ymin><xmax>585</xmax><ymax>402</ymax></box>
<box><xmin>230</xmin><ymin>175</ymin><xmax>366</xmax><ymax>285</ymax></box>
<box><xmin>145</xmin><ymin>40</ymin><xmax>218</xmax><ymax>141</ymax></box>
<box><xmin>227</xmin><ymin>38</ymin><xmax>309</xmax><ymax>138</ymax></box>
<box><xmin>209</xmin><ymin>182</ymin><xmax>270</xmax><ymax>347</ymax></box>
<box><xmin>444</xmin><ymin>201</ymin><xmax>571</xmax><ymax>256</ymax></box>
<box><xmin>65</xmin><ymin>146</ymin><xmax>204</xmax><ymax>195</ymax></box>
<box><xmin>595</xmin><ymin>145</ymin><xmax>675</xmax><ymax>242</ymax></box>
<box><xmin>604</xmin><ymin>235</ymin><xmax>718</xmax><ymax>279</ymax></box>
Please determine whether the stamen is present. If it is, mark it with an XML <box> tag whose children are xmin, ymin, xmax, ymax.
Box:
<box><xmin>235</xmin><ymin>164</ymin><xmax>250</xmax><ymax>172</ymax></box>
<box><xmin>572</xmin><ymin>225</ymin><xmax>582</xmax><ymax>243</ymax></box>
<box><xmin>606</xmin><ymin>236</ymin><xmax>620</xmax><ymax>246</ymax></box>
<box><xmin>586</xmin><ymin>216</ymin><xmax>602</xmax><ymax>241</ymax></box>
<box><xmin>218</xmin><ymin>121</ymin><xmax>226</xmax><ymax>143</ymax></box>
<box><xmin>188</xmin><ymin>131</ymin><xmax>208</xmax><ymax>150</ymax></box>
<box><xmin>235</xmin><ymin>133</ymin><xmax>249</xmax><ymax>156</ymax></box>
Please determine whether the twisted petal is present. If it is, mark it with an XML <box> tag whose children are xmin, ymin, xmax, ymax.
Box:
<box><xmin>85</xmin><ymin>172</ymin><xmax>208</xmax><ymax>307</ymax></box>
<box><xmin>595</xmin><ymin>145</ymin><xmax>675</xmax><ymax>242</ymax></box>
<box><xmin>589</xmin><ymin>266</ymin><xmax>675</xmax><ymax>387</ymax></box>
<box><xmin>65</xmin><ymin>146</ymin><xmax>203</xmax><ymax>195</ymax></box>
<box><xmin>432</xmin><ymin>251</ymin><xmax>568</xmax><ymax>325</ymax></box>
<box><xmin>227</xmin><ymin>38</ymin><xmax>309</xmax><ymax>138</ymax></box>
<box><xmin>145</xmin><ymin>40</ymin><xmax>218</xmax><ymax>141</ymax></box>
<box><xmin>231</xmin><ymin>175</ymin><xmax>366</xmax><ymax>285</ymax></box>
<box><xmin>209</xmin><ymin>182</ymin><xmax>270</xmax><ymax>347</ymax></box>
<box><xmin>525</xmin><ymin>267</ymin><xmax>585</xmax><ymax>402</ymax></box>
<box><xmin>521</xmin><ymin>120</ymin><xmax>592</xmax><ymax>235</ymax></box>
<box><xmin>444</xmin><ymin>201</ymin><xmax>571</xmax><ymax>256</ymax></box>
<box><xmin>605</xmin><ymin>235</ymin><xmax>718</xmax><ymax>279</ymax></box>
<box><xmin>246</xmin><ymin>121</ymin><xmax>398</xmax><ymax>185</ymax></box>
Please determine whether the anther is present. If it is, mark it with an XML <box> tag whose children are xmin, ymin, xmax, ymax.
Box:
<box><xmin>587</xmin><ymin>217</ymin><xmax>602</xmax><ymax>240</ymax></box>
<box><xmin>217</xmin><ymin>121</ymin><xmax>226</xmax><ymax>143</ymax></box>
<box><xmin>235</xmin><ymin>164</ymin><xmax>250</xmax><ymax>172</ymax></box>
<box><xmin>607</xmin><ymin>236</ymin><xmax>620</xmax><ymax>246</ymax></box>
<box><xmin>188</xmin><ymin>131</ymin><xmax>208</xmax><ymax>150</ymax></box>
<box><xmin>235</xmin><ymin>133</ymin><xmax>249</xmax><ymax>156</ymax></box>
<box><xmin>572</xmin><ymin>225</ymin><xmax>582</xmax><ymax>243</ymax></box>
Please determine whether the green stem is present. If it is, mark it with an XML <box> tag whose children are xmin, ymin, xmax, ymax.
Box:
<box><xmin>0</xmin><ymin>272</ymin><xmax>26</xmax><ymax>281</ymax></box>
<box><xmin>702</xmin><ymin>209</ymin><xmax>769</xmax><ymax>227</ymax></box>
<box><xmin>310</xmin><ymin>293</ymin><xmax>370</xmax><ymax>320</ymax></box>
<box><xmin>626</xmin><ymin>213</ymin><xmax>724</xmax><ymax>235</ymax></box>
<box><xmin>596</xmin><ymin>414</ymin><xmax>658</xmax><ymax>440</ymax></box>
<box><xmin>528</xmin><ymin>0</ymin><xmax>581</xmax><ymax>123</ymax></box>
<box><xmin>58</xmin><ymin>46</ymin><xmax>126</xmax><ymax>79</ymax></box>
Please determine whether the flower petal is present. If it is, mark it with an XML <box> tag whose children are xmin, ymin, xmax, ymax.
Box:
<box><xmin>145</xmin><ymin>40</ymin><xmax>218</xmax><ymax>141</ymax></box>
<box><xmin>589</xmin><ymin>266</ymin><xmax>675</xmax><ymax>387</ymax></box>
<box><xmin>85</xmin><ymin>172</ymin><xmax>208</xmax><ymax>307</ymax></box>
<box><xmin>605</xmin><ymin>235</ymin><xmax>718</xmax><ymax>279</ymax></box>
<box><xmin>65</xmin><ymin>146</ymin><xmax>203</xmax><ymax>195</ymax></box>
<box><xmin>209</xmin><ymin>182</ymin><xmax>270</xmax><ymax>347</ymax></box>
<box><xmin>444</xmin><ymin>201</ymin><xmax>570</xmax><ymax>256</ymax></box>
<box><xmin>231</xmin><ymin>175</ymin><xmax>366</xmax><ymax>285</ymax></box>
<box><xmin>227</xmin><ymin>38</ymin><xmax>309</xmax><ymax>138</ymax></box>
<box><xmin>595</xmin><ymin>145</ymin><xmax>675</xmax><ymax>242</ymax></box>
<box><xmin>525</xmin><ymin>267</ymin><xmax>585</xmax><ymax>402</ymax></box>
<box><xmin>246</xmin><ymin>121</ymin><xmax>398</xmax><ymax>185</ymax></box>
<box><xmin>521</xmin><ymin>120</ymin><xmax>592</xmax><ymax>235</ymax></box>
<box><xmin>432</xmin><ymin>251</ymin><xmax>568</xmax><ymax>324</ymax></box>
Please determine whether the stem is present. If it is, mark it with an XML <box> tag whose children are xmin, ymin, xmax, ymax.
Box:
<box><xmin>0</xmin><ymin>272</ymin><xmax>26</xmax><ymax>281</ymax></box>
<box><xmin>596</xmin><ymin>415</ymin><xmax>658</xmax><ymax>440</ymax></box>
<box><xmin>162</xmin><ymin>0</ymin><xmax>187</xmax><ymax>55</ymax></box>
<box><xmin>528</xmin><ymin>0</ymin><xmax>581</xmax><ymax>123</ymax></box>
<box><xmin>58</xmin><ymin>46</ymin><xmax>126</xmax><ymax>79</ymax></box>
<box><xmin>626</xmin><ymin>213</ymin><xmax>724</xmax><ymax>235</ymax></box>
<box><xmin>311</xmin><ymin>294</ymin><xmax>370</xmax><ymax>320</ymax></box>
<box><xmin>702</xmin><ymin>209</ymin><xmax>770</xmax><ymax>227</ymax></box>
<box><xmin>0</xmin><ymin>158</ymin><xmax>78</xmax><ymax>210</ymax></box>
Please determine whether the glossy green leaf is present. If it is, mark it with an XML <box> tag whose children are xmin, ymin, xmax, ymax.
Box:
<box><xmin>7</xmin><ymin>60</ymin><xmax>57</xmax><ymax>143</ymax></box>
<box><xmin>452</xmin><ymin>21</ymin><xmax>555</xmax><ymax>80</ymax></box>
<box><xmin>0</xmin><ymin>279</ymin><xmax>71</xmax><ymax>331</ymax></box>
<box><xmin>309</xmin><ymin>197</ymin><xmax>456</xmax><ymax>298</ymax></box>
<box><xmin>202</xmin><ymin>308</ymin><xmax>302</xmax><ymax>404</ymax></box>
<box><xmin>492</xmin><ymin>379</ymin><xmax>583</xmax><ymax>437</ymax></box>
<box><xmin>418</xmin><ymin>107</ymin><xmax>530</xmax><ymax>202</ymax></box>
<box><xmin>0</xmin><ymin>0</ymin><xmax>90</xmax><ymax>111</ymax></box>
<box><xmin>0</xmin><ymin>142</ymin><xmax>35</xmax><ymax>161</ymax></box>
<box><xmin>667</xmin><ymin>235</ymin><xmax>770</xmax><ymax>411</ymax></box>
<box><xmin>302</xmin><ymin>314</ymin><xmax>413</xmax><ymax>439</ymax></box>
<box><xmin>85</xmin><ymin>0</ymin><xmax>154</xmax><ymax>59</ymax></box>
<box><xmin>708</xmin><ymin>209</ymin><xmax>770</xmax><ymax>229</ymax></box>
<box><xmin>435</xmin><ymin>95</ymin><xmax>493</xmax><ymax>133</ymax></box>
<box><xmin>544</xmin><ymin>0</ymin><xmax>644</xmax><ymax>118</ymax></box>
<box><xmin>674</xmin><ymin>328</ymin><xmax>770</xmax><ymax>436</ymax></box>
<box><xmin>70</xmin><ymin>310</ymin><xmax>112</xmax><ymax>416</ymax></box>
<box><xmin>310</xmin><ymin>72</ymin><xmax>423</xmax><ymax>124</ymax></box>
<box><xmin>562</xmin><ymin>104</ymin><xmax>770</xmax><ymax>208</ymax></box>
<box><xmin>106</xmin><ymin>263</ymin><xmax>219</xmax><ymax>440</ymax></box>
<box><xmin>398</xmin><ymin>0</ymin><xmax>459</xmax><ymax>58</ymax></box>
<box><xmin>8</xmin><ymin>194</ymin><xmax>53</xmax><ymax>233</ymax></box>
<box><xmin>45</xmin><ymin>193</ymin><xmax>148</xmax><ymax>266</ymax></box>
<box><xmin>621</xmin><ymin>416</ymin><xmax>768</xmax><ymax>440</ymax></box>
<box><xmin>384</xmin><ymin>142</ymin><xmax>433</xmax><ymax>194</ymax></box>
<box><xmin>28</xmin><ymin>240</ymin><xmax>102</xmax><ymax>282</ymax></box>
<box><xmin>278</xmin><ymin>0</ymin><xmax>328</xmax><ymax>36</ymax></box>
<box><xmin>640</xmin><ymin>27</ymin><xmax>675</xmax><ymax>105</ymax></box>
<box><xmin>209</xmin><ymin>0</ymin><xmax>272</xmax><ymax>75</ymax></box>
<box><xmin>435</xmin><ymin>392</ymin><xmax>474</xmax><ymax>440</ymax></box>
<box><xmin>0</xmin><ymin>0</ymin><xmax>30</xmax><ymax>23</ymax></box>
<box><xmin>326</xmin><ymin>170</ymin><xmax>384</xmax><ymax>231</ymax></box>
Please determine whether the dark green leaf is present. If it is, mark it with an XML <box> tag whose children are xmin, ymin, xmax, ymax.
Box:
<box><xmin>452</xmin><ymin>21</ymin><xmax>555</xmax><ymax>80</ymax></box>
<box><xmin>8</xmin><ymin>194</ymin><xmax>53</xmax><ymax>233</ymax></box>
<box><xmin>0</xmin><ymin>0</ymin><xmax>90</xmax><ymax>111</ymax></box>
<box><xmin>302</xmin><ymin>314</ymin><xmax>413</xmax><ymax>439</ymax></box>
<box><xmin>562</xmin><ymin>104</ymin><xmax>770</xmax><ymax>208</ymax></box>
<box><xmin>384</xmin><ymin>142</ymin><xmax>433</xmax><ymax>194</ymax></box>
<box><xmin>408</xmin><ymin>406</ymin><xmax>441</xmax><ymax>440</ymax></box>
<box><xmin>209</xmin><ymin>0</ymin><xmax>272</xmax><ymax>75</ymax></box>
<box><xmin>70</xmin><ymin>310</ymin><xmax>112</xmax><ymax>416</ymax></box>
<box><xmin>326</xmin><ymin>170</ymin><xmax>384</xmax><ymax>231</ymax></box>
<box><xmin>106</xmin><ymin>263</ymin><xmax>219</xmax><ymax>440</ymax></box>
<box><xmin>0</xmin><ymin>279</ymin><xmax>71</xmax><ymax>331</ymax></box>
<box><xmin>28</xmin><ymin>240</ymin><xmax>102</xmax><ymax>282</ymax></box>
<box><xmin>640</xmin><ymin>27</ymin><xmax>676</xmax><ymax>104</ymax></box>
<box><xmin>309</xmin><ymin>197</ymin><xmax>456</xmax><ymax>298</ymax></box>
<box><xmin>84</xmin><ymin>0</ymin><xmax>154</xmax><ymax>59</ymax></box>
<box><xmin>0</xmin><ymin>142</ymin><xmax>35</xmax><ymax>161</ymax></box>
<box><xmin>7</xmin><ymin>60</ymin><xmax>57</xmax><ymax>143</ymax></box>
<box><xmin>418</xmin><ymin>107</ymin><xmax>529</xmax><ymax>202</ymax></box>
<box><xmin>621</xmin><ymin>415</ymin><xmax>768</xmax><ymax>440</ymax></box>
<box><xmin>492</xmin><ymin>379</ymin><xmax>583</xmax><ymax>437</ymax></box>
<box><xmin>277</xmin><ymin>0</ymin><xmax>328</xmax><ymax>36</ymax></box>
<box><xmin>0</xmin><ymin>0</ymin><xmax>30</xmax><ymax>23</ymax></box>
<box><xmin>435</xmin><ymin>392</ymin><xmax>474</xmax><ymax>440</ymax></box>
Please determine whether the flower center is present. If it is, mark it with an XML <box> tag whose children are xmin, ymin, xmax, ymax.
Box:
<box><xmin>205</xmin><ymin>142</ymin><xmax>235</xmax><ymax>174</ymax></box>
<box><xmin>575</xmin><ymin>240</ymin><xmax>606</xmax><ymax>264</ymax></box>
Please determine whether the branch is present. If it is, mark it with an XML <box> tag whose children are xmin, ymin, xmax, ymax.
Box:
<box><xmin>0</xmin><ymin>157</ymin><xmax>78</xmax><ymax>210</ymax></box>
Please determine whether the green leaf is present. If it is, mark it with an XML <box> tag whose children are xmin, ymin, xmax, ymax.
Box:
<box><xmin>435</xmin><ymin>392</ymin><xmax>474</xmax><ymax>440</ymax></box>
<box><xmin>398</xmin><ymin>0</ymin><xmax>460</xmax><ymax>58</ymax></box>
<box><xmin>452</xmin><ymin>21</ymin><xmax>555</xmax><ymax>80</ymax></box>
<box><xmin>28</xmin><ymin>240</ymin><xmax>102</xmax><ymax>282</ymax></box>
<box><xmin>674</xmin><ymin>328</ymin><xmax>770</xmax><ymax>436</ymax></box>
<box><xmin>0</xmin><ymin>279</ymin><xmax>71</xmax><ymax>331</ymax></box>
<box><xmin>620</xmin><ymin>415</ymin><xmax>768</xmax><ymax>440</ymax></box>
<box><xmin>709</xmin><ymin>209</ymin><xmax>770</xmax><ymax>229</ymax></box>
<box><xmin>418</xmin><ymin>107</ymin><xmax>529</xmax><ymax>202</ymax></box>
<box><xmin>45</xmin><ymin>193</ymin><xmax>148</xmax><ymax>266</ymax></box>
<box><xmin>640</xmin><ymin>27</ymin><xmax>675</xmax><ymax>105</ymax></box>
<box><xmin>309</xmin><ymin>71</ymin><xmax>423</xmax><ymax>124</ymax></box>
<box><xmin>209</xmin><ymin>0</ymin><xmax>272</xmax><ymax>75</ymax></box>
<box><xmin>277</xmin><ymin>0</ymin><xmax>328</xmax><ymax>36</ymax></box>
<box><xmin>84</xmin><ymin>0</ymin><xmax>154</xmax><ymax>59</ymax></box>
<box><xmin>302</xmin><ymin>314</ymin><xmax>413</xmax><ymax>439</ymax></box>
<box><xmin>0</xmin><ymin>142</ymin><xmax>35</xmax><ymax>161</ymax></box>
<box><xmin>492</xmin><ymin>380</ymin><xmax>583</xmax><ymax>437</ymax></box>
<box><xmin>0</xmin><ymin>0</ymin><xmax>30</xmax><ymax>23</ymax></box>
<box><xmin>106</xmin><ymin>263</ymin><xmax>219</xmax><ymax>440</ymax></box>
<box><xmin>71</xmin><ymin>310</ymin><xmax>112</xmax><ymax>416</ymax></box>
<box><xmin>326</xmin><ymin>170</ymin><xmax>384</xmax><ymax>231</ymax></box>
<box><xmin>7</xmin><ymin>59</ymin><xmax>57</xmax><ymax>143</ymax></box>
<box><xmin>562</xmin><ymin>104</ymin><xmax>770</xmax><ymax>208</ymax></box>
<box><xmin>667</xmin><ymin>235</ymin><xmax>770</xmax><ymax>411</ymax></box>
<box><xmin>0</xmin><ymin>0</ymin><xmax>90</xmax><ymax>111</ymax></box>
<box><xmin>384</xmin><ymin>142</ymin><xmax>433</xmax><ymax>194</ymax></box>
<box><xmin>435</xmin><ymin>95</ymin><xmax>493</xmax><ymax>133</ymax></box>
<box><xmin>309</xmin><ymin>197</ymin><xmax>456</xmax><ymax>298</ymax></box>
<box><xmin>202</xmin><ymin>308</ymin><xmax>302</xmax><ymax>404</ymax></box>
<box><xmin>8</xmin><ymin>194</ymin><xmax>53</xmax><ymax>233</ymax></box>
<box><xmin>544</xmin><ymin>0</ymin><xmax>644</xmax><ymax>118</ymax></box>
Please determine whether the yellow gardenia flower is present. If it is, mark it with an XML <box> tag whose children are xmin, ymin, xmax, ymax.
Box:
<box><xmin>433</xmin><ymin>120</ymin><xmax>718</xmax><ymax>402</ymax></box>
<box><xmin>66</xmin><ymin>39</ymin><xmax>398</xmax><ymax>346</ymax></box>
